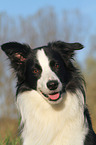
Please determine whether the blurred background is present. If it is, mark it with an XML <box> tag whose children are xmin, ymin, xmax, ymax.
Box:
<box><xmin>0</xmin><ymin>0</ymin><xmax>96</xmax><ymax>139</ymax></box>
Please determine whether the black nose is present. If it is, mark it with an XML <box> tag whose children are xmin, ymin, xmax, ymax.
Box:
<box><xmin>47</xmin><ymin>80</ymin><xmax>58</xmax><ymax>90</ymax></box>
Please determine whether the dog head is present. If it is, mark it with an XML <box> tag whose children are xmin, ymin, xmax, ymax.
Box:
<box><xmin>1</xmin><ymin>41</ymin><xmax>83</xmax><ymax>104</ymax></box>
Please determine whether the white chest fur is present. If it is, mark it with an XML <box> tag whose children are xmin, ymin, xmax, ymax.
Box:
<box><xmin>17</xmin><ymin>90</ymin><xmax>88</xmax><ymax>145</ymax></box>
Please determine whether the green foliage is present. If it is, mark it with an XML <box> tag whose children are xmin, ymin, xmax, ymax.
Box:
<box><xmin>0</xmin><ymin>135</ymin><xmax>21</xmax><ymax>145</ymax></box>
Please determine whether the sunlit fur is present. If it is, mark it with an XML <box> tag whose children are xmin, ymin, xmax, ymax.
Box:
<box><xmin>17</xmin><ymin>90</ymin><xmax>88</xmax><ymax>145</ymax></box>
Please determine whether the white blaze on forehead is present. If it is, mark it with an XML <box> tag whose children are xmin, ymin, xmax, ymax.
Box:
<box><xmin>36</xmin><ymin>49</ymin><xmax>49</xmax><ymax>69</ymax></box>
<box><xmin>36</xmin><ymin>49</ymin><xmax>62</xmax><ymax>94</ymax></box>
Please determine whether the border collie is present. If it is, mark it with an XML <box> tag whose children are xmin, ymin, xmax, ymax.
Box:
<box><xmin>1</xmin><ymin>41</ymin><xmax>96</xmax><ymax>145</ymax></box>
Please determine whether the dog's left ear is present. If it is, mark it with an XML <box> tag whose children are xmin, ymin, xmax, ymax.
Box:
<box><xmin>1</xmin><ymin>42</ymin><xmax>32</xmax><ymax>71</ymax></box>
<box><xmin>49</xmin><ymin>41</ymin><xmax>84</xmax><ymax>59</ymax></box>
<box><xmin>68</xmin><ymin>42</ymin><xmax>84</xmax><ymax>51</ymax></box>
<box><xmin>67</xmin><ymin>42</ymin><xmax>84</xmax><ymax>58</ymax></box>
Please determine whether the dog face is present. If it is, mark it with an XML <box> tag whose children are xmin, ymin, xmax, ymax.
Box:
<box><xmin>33</xmin><ymin>48</ymin><xmax>67</xmax><ymax>104</ymax></box>
<box><xmin>1</xmin><ymin>41</ymin><xmax>83</xmax><ymax>104</ymax></box>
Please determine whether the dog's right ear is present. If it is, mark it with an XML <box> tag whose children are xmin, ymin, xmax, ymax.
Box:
<box><xmin>1</xmin><ymin>42</ymin><xmax>31</xmax><ymax>71</ymax></box>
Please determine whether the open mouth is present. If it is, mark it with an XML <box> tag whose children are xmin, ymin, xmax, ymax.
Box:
<box><xmin>40</xmin><ymin>91</ymin><xmax>62</xmax><ymax>102</ymax></box>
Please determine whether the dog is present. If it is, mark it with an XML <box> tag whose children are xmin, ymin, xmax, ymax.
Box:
<box><xmin>1</xmin><ymin>41</ymin><xmax>96</xmax><ymax>145</ymax></box>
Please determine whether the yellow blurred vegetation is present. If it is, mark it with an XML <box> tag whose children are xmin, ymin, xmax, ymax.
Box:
<box><xmin>0</xmin><ymin>118</ymin><xmax>18</xmax><ymax>139</ymax></box>
<box><xmin>85</xmin><ymin>57</ymin><xmax>96</xmax><ymax>132</ymax></box>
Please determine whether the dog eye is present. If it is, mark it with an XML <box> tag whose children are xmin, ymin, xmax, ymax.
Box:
<box><xmin>33</xmin><ymin>68</ymin><xmax>39</xmax><ymax>74</ymax></box>
<box><xmin>50</xmin><ymin>61</ymin><xmax>60</xmax><ymax>71</ymax></box>
<box><xmin>54</xmin><ymin>63</ymin><xmax>60</xmax><ymax>69</ymax></box>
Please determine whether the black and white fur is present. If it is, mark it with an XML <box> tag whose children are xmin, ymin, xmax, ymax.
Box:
<box><xmin>1</xmin><ymin>41</ymin><xmax>96</xmax><ymax>145</ymax></box>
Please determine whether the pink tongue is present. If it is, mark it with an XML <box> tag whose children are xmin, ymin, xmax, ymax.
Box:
<box><xmin>48</xmin><ymin>93</ymin><xmax>60</xmax><ymax>100</ymax></box>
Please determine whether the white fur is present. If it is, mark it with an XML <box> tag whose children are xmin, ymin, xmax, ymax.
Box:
<box><xmin>17</xmin><ymin>90</ymin><xmax>88</xmax><ymax>145</ymax></box>
<box><xmin>36</xmin><ymin>49</ymin><xmax>62</xmax><ymax>95</ymax></box>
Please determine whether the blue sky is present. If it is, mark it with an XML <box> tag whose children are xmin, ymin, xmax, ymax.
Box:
<box><xmin>0</xmin><ymin>0</ymin><xmax>96</xmax><ymax>19</ymax></box>
<box><xmin>0</xmin><ymin>0</ymin><xmax>96</xmax><ymax>65</ymax></box>
<box><xmin>0</xmin><ymin>0</ymin><xmax>96</xmax><ymax>17</ymax></box>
